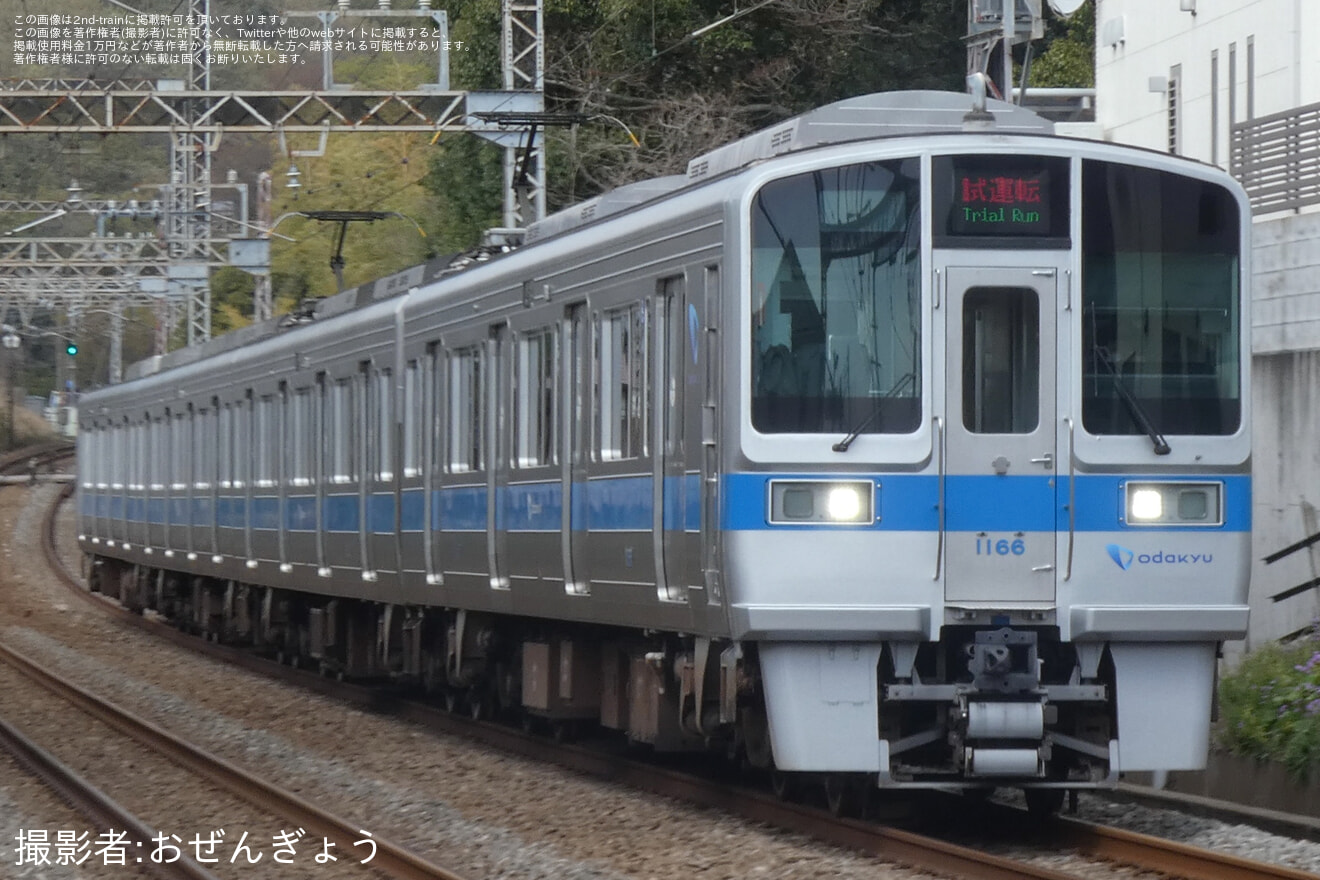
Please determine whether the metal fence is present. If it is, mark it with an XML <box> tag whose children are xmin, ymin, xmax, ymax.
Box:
<box><xmin>1231</xmin><ymin>100</ymin><xmax>1320</xmax><ymax>215</ymax></box>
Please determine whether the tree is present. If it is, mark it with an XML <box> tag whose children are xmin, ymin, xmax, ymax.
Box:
<box><xmin>210</xmin><ymin>266</ymin><xmax>258</xmax><ymax>334</ymax></box>
<box><xmin>416</xmin><ymin>0</ymin><xmax>966</xmax><ymax>244</ymax></box>
<box><xmin>1028</xmin><ymin>4</ymin><xmax>1095</xmax><ymax>89</ymax></box>
<box><xmin>539</xmin><ymin>0</ymin><xmax>964</xmax><ymax>205</ymax></box>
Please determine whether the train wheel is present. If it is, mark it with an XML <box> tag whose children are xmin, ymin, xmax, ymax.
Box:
<box><xmin>1024</xmin><ymin>788</ymin><xmax>1065</xmax><ymax>817</ymax></box>
<box><xmin>770</xmin><ymin>769</ymin><xmax>798</xmax><ymax>801</ymax></box>
<box><xmin>824</xmin><ymin>773</ymin><xmax>867</xmax><ymax>818</ymax></box>
<box><xmin>468</xmin><ymin>686</ymin><xmax>492</xmax><ymax>721</ymax></box>
<box><xmin>420</xmin><ymin>652</ymin><xmax>444</xmax><ymax>696</ymax></box>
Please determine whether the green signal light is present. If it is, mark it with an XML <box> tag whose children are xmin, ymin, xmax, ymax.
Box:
<box><xmin>65</xmin><ymin>343</ymin><xmax>78</xmax><ymax>356</ymax></box>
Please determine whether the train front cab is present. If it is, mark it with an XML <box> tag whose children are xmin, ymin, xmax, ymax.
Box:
<box><xmin>731</xmin><ymin>145</ymin><xmax>1251</xmax><ymax>795</ymax></box>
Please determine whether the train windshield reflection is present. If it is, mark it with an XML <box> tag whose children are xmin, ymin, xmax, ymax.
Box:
<box><xmin>750</xmin><ymin>159</ymin><xmax>923</xmax><ymax>435</ymax></box>
<box><xmin>1082</xmin><ymin>160</ymin><xmax>1242</xmax><ymax>436</ymax></box>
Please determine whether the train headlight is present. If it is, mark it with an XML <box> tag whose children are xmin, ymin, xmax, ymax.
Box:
<box><xmin>1129</xmin><ymin>488</ymin><xmax>1163</xmax><ymax>521</ymax></box>
<box><xmin>769</xmin><ymin>480</ymin><xmax>874</xmax><ymax>525</ymax></box>
<box><xmin>1124</xmin><ymin>482</ymin><xmax>1223</xmax><ymax>526</ymax></box>
<box><xmin>826</xmin><ymin>485</ymin><xmax>863</xmax><ymax>521</ymax></box>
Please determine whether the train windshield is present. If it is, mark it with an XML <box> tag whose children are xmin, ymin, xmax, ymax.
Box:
<box><xmin>750</xmin><ymin>158</ymin><xmax>922</xmax><ymax>434</ymax></box>
<box><xmin>1082</xmin><ymin>161</ymin><xmax>1242</xmax><ymax>436</ymax></box>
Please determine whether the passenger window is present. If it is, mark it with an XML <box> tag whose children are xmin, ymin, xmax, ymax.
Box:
<box><xmin>403</xmin><ymin>360</ymin><xmax>422</xmax><ymax>478</ymax></box>
<box><xmin>375</xmin><ymin>368</ymin><xmax>394</xmax><ymax>481</ymax></box>
<box><xmin>448</xmin><ymin>346</ymin><xmax>484</xmax><ymax>473</ymax></box>
<box><xmin>962</xmin><ymin>287</ymin><xmax>1040</xmax><ymax>434</ymax></box>
<box><xmin>128</xmin><ymin>421</ymin><xmax>142</xmax><ymax>492</ymax></box>
<box><xmin>660</xmin><ymin>277</ymin><xmax>684</xmax><ymax>457</ymax></box>
<box><xmin>331</xmin><ymin>378</ymin><xmax>356</xmax><ymax>483</ymax></box>
<box><xmin>111</xmin><ymin>423</ymin><xmax>124</xmax><ymax>489</ymax></box>
<box><xmin>195</xmin><ymin>408</ymin><xmax>212</xmax><ymax>489</ymax></box>
<box><xmin>171</xmin><ymin>411</ymin><xmax>192</xmax><ymax>491</ymax></box>
<box><xmin>218</xmin><ymin>406</ymin><xmax>231</xmax><ymax>489</ymax></box>
<box><xmin>514</xmin><ymin>327</ymin><xmax>558</xmax><ymax>468</ymax></box>
<box><xmin>428</xmin><ymin>350</ymin><xmax>444</xmax><ymax>474</ymax></box>
<box><xmin>289</xmin><ymin>388</ymin><xmax>312</xmax><ymax>485</ymax></box>
<box><xmin>597</xmin><ymin>303</ymin><xmax>648</xmax><ymax>460</ymax></box>
<box><xmin>234</xmin><ymin>399</ymin><xmax>249</xmax><ymax>489</ymax></box>
<box><xmin>255</xmin><ymin>395</ymin><xmax>279</xmax><ymax>486</ymax></box>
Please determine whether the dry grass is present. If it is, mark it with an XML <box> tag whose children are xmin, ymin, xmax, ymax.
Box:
<box><xmin>2</xmin><ymin>405</ymin><xmax>55</xmax><ymax>451</ymax></box>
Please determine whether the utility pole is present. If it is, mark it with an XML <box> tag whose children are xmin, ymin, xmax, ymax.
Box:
<box><xmin>2</xmin><ymin>326</ymin><xmax>20</xmax><ymax>450</ymax></box>
<box><xmin>966</xmin><ymin>0</ymin><xmax>1043</xmax><ymax>101</ymax></box>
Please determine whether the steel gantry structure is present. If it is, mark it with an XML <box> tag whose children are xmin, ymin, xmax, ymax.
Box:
<box><xmin>0</xmin><ymin>0</ymin><xmax>545</xmax><ymax>382</ymax></box>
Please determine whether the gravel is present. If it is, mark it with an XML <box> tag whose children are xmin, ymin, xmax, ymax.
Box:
<box><xmin>1065</xmin><ymin>793</ymin><xmax>1320</xmax><ymax>874</ymax></box>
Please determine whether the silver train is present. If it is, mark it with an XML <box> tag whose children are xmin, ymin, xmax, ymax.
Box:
<box><xmin>77</xmin><ymin>91</ymin><xmax>1252</xmax><ymax>812</ymax></box>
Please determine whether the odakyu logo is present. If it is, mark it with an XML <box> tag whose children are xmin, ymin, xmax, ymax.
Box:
<box><xmin>1106</xmin><ymin>544</ymin><xmax>1135</xmax><ymax>570</ymax></box>
<box><xmin>1106</xmin><ymin>543</ymin><xmax>1213</xmax><ymax>570</ymax></box>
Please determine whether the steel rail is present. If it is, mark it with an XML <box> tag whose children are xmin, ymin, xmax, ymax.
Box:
<box><xmin>1051</xmin><ymin>817</ymin><xmax>1320</xmax><ymax>880</ymax></box>
<box><xmin>0</xmin><ymin>439</ymin><xmax>75</xmax><ymax>475</ymax></box>
<box><xmin>0</xmin><ymin>711</ymin><xmax>222</xmax><ymax>880</ymax></box>
<box><xmin>0</xmin><ymin>637</ymin><xmax>470</xmax><ymax>880</ymax></box>
<box><xmin>11</xmin><ymin>490</ymin><xmax>473</xmax><ymax>880</ymax></box>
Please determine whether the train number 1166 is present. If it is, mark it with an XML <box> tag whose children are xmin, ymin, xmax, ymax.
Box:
<box><xmin>975</xmin><ymin>535</ymin><xmax>1027</xmax><ymax>556</ymax></box>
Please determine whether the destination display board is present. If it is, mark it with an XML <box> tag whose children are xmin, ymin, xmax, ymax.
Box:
<box><xmin>933</xmin><ymin>154</ymin><xmax>1071</xmax><ymax>247</ymax></box>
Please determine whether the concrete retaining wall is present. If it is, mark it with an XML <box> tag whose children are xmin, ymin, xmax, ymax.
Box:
<box><xmin>1152</xmin><ymin>751</ymin><xmax>1320</xmax><ymax>816</ymax></box>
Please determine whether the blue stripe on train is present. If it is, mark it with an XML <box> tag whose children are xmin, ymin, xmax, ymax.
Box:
<box><xmin>80</xmin><ymin>473</ymin><xmax>1249</xmax><ymax>535</ymax></box>
<box><xmin>286</xmin><ymin>496</ymin><xmax>316</xmax><ymax>531</ymax></box>
<box><xmin>324</xmin><ymin>494</ymin><xmax>359</xmax><ymax>533</ymax></box>
<box><xmin>436</xmin><ymin>485</ymin><xmax>486</xmax><ymax>532</ymax></box>
<box><xmin>721</xmin><ymin>473</ymin><xmax>1250</xmax><ymax>532</ymax></box>
<box><xmin>503</xmin><ymin>481</ymin><xmax>563</xmax><ymax>531</ymax></box>
<box><xmin>191</xmin><ymin>497</ymin><xmax>212</xmax><ymax>528</ymax></box>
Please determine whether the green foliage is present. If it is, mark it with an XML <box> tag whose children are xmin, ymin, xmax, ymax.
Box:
<box><xmin>1029</xmin><ymin>4</ymin><xmax>1095</xmax><ymax>88</ymax></box>
<box><xmin>269</xmin><ymin>131</ymin><xmax>441</xmax><ymax>305</ymax></box>
<box><xmin>421</xmin><ymin>135</ymin><xmax>504</xmax><ymax>251</ymax></box>
<box><xmin>211</xmin><ymin>266</ymin><xmax>258</xmax><ymax>334</ymax></box>
<box><xmin>0</xmin><ymin>133</ymin><xmax>164</xmax><ymax>210</ymax></box>
<box><xmin>445</xmin><ymin>0</ymin><xmax>504</xmax><ymax>89</ymax></box>
<box><xmin>1218</xmin><ymin>633</ymin><xmax>1320</xmax><ymax>782</ymax></box>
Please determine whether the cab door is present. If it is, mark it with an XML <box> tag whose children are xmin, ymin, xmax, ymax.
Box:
<box><xmin>943</xmin><ymin>265</ymin><xmax>1059</xmax><ymax>605</ymax></box>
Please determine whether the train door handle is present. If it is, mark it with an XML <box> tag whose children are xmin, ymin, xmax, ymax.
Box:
<box><xmin>1029</xmin><ymin>453</ymin><xmax>1053</xmax><ymax>469</ymax></box>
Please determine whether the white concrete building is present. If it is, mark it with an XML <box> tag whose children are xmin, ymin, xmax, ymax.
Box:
<box><xmin>1093</xmin><ymin>0</ymin><xmax>1320</xmax><ymax>648</ymax></box>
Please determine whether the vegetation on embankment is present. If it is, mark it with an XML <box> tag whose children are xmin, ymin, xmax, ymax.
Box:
<box><xmin>1218</xmin><ymin>630</ymin><xmax>1320</xmax><ymax>782</ymax></box>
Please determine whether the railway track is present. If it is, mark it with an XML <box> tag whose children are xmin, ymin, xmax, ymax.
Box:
<box><xmin>0</xmin><ymin>689</ymin><xmax>219</xmax><ymax>880</ymax></box>
<box><xmin>0</xmin><ymin>458</ymin><xmax>471</xmax><ymax>880</ymax></box>
<box><xmin>0</xmin><ymin>638</ymin><xmax>470</xmax><ymax>880</ymax></box>
<box><xmin>0</xmin><ymin>438</ymin><xmax>75</xmax><ymax>481</ymax></box>
<box><xmin>30</xmin><ymin>469</ymin><xmax>1320</xmax><ymax>880</ymax></box>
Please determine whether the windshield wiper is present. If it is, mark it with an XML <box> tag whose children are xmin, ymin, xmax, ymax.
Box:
<box><xmin>1093</xmin><ymin>347</ymin><xmax>1171</xmax><ymax>455</ymax></box>
<box><xmin>832</xmin><ymin>372</ymin><xmax>915</xmax><ymax>452</ymax></box>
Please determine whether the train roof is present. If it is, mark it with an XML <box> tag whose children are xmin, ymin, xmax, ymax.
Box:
<box><xmin>524</xmin><ymin>91</ymin><xmax>1051</xmax><ymax>243</ymax></box>
<box><xmin>683</xmin><ymin>90</ymin><xmax>1052</xmax><ymax>183</ymax></box>
<box><xmin>121</xmin><ymin>90</ymin><xmax>1052</xmax><ymax>385</ymax></box>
